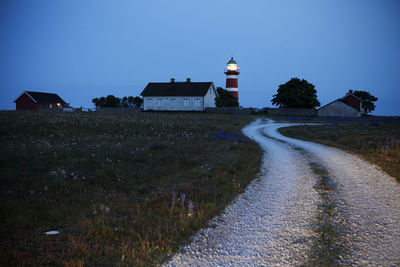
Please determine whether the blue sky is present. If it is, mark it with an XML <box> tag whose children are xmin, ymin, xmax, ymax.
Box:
<box><xmin>1</xmin><ymin>0</ymin><xmax>399</xmax><ymax>115</ymax></box>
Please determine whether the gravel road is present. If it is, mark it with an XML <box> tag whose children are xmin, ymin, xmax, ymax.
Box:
<box><xmin>165</xmin><ymin>119</ymin><xmax>400</xmax><ymax>266</ymax></box>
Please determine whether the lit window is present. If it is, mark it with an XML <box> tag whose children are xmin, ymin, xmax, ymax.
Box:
<box><xmin>148</xmin><ymin>99</ymin><xmax>153</xmax><ymax>106</ymax></box>
<box><xmin>195</xmin><ymin>99</ymin><xmax>200</xmax><ymax>107</ymax></box>
<box><xmin>158</xmin><ymin>99</ymin><xmax>163</xmax><ymax>106</ymax></box>
<box><xmin>227</xmin><ymin>64</ymin><xmax>238</xmax><ymax>71</ymax></box>
<box><xmin>171</xmin><ymin>99</ymin><xmax>176</xmax><ymax>106</ymax></box>
<box><xmin>184</xmin><ymin>99</ymin><xmax>189</xmax><ymax>107</ymax></box>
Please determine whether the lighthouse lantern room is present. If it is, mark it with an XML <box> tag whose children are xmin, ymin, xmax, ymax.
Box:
<box><xmin>224</xmin><ymin>57</ymin><xmax>240</xmax><ymax>100</ymax></box>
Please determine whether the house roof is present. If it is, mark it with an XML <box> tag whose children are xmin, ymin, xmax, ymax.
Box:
<box><xmin>15</xmin><ymin>91</ymin><xmax>67</xmax><ymax>104</ymax></box>
<box><xmin>140</xmin><ymin>81</ymin><xmax>214</xmax><ymax>97</ymax></box>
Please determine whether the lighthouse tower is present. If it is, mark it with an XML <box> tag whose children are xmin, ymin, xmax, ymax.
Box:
<box><xmin>224</xmin><ymin>57</ymin><xmax>240</xmax><ymax>100</ymax></box>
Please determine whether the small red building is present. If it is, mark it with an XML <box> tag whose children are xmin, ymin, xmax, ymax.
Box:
<box><xmin>14</xmin><ymin>91</ymin><xmax>67</xmax><ymax>110</ymax></box>
<box><xmin>317</xmin><ymin>90</ymin><xmax>365</xmax><ymax>117</ymax></box>
<box><xmin>340</xmin><ymin>91</ymin><xmax>363</xmax><ymax>112</ymax></box>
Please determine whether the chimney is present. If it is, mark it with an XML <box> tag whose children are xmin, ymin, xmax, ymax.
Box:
<box><xmin>348</xmin><ymin>89</ymin><xmax>353</xmax><ymax>95</ymax></box>
<box><xmin>186</xmin><ymin>78</ymin><xmax>191</xmax><ymax>83</ymax></box>
<box><xmin>170</xmin><ymin>78</ymin><xmax>175</xmax><ymax>83</ymax></box>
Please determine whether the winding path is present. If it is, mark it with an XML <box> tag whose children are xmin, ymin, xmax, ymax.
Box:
<box><xmin>165</xmin><ymin>119</ymin><xmax>400</xmax><ymax>266</ymax></box>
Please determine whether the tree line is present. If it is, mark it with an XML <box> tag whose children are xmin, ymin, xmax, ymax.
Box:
<box><xmin>92</xmin><ymin>95</ymin><xmax>143</xmax><ymax>108</ymax></box>
<box><xmin>271</xmin><ymin>78</ymin><xmax>378</xmax><ymax>113</ymax></box>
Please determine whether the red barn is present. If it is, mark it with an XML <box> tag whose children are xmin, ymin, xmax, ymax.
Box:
<box><xmin>340</xmin><ymin>92</ymin><xmax>363</xmax><ymax>112</ymax></box>
<box><xmin>317</xmin><ymin>90</ymin><xmax>365</xmax><ymax>117</ymax></box>
<box><xmin>14</xmin><ymin>91</ymin><xmax>67</xmax><ymax>111</ymax></box>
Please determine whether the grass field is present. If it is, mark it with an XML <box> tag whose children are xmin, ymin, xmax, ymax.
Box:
<box><xmin>277</xmin><ymin>116</ymin><xmax>400</xmax><ymax>182</ymax></box>
<box><xmin>0</xmin><ymin>111</ymin><xmax>262</xmax><ymax>266</ymax></box>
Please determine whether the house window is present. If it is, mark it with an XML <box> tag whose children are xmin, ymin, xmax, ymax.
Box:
<box><xmin>195</xmin><ymin>99</ymin><xmax>200</xmax><ymax>107</ymax></box>
<box><xmin>157</xmin><ymin>99</ymin><xmax>163</xmax><ymax>106</ymax></box>
<box><xmin>49</xmin><ymin>104</ymin><xmax>53</xmax><ymax>109</ymax></box>
<box><xmin>184</xmin><ymin>99</ymin><xmax>189</xmax><ymax>107</ymax></box>
<box><xmin>148</xmin><ymin>99</ymin><xmax>153</xmax><ymax>106</ymax></box>
<box><xmin>171</xmin><ymin>99</ymin><xmax>176</xmax><ymax>107</ymax></box>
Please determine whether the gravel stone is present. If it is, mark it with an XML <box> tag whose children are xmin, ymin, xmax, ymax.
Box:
<box><xmin>164</xmin><ymin>119</ymin><xmax>400</xmax><ymax>266</ymax></box>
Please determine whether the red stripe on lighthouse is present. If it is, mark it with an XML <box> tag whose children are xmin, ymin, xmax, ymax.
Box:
<box><xmin>226</xmin><ymin>78</ymin><xmax>238</xmax><ymax>88</ymax></box>
<box><xmin>229</xmin><ymin>91</ymin><xmax>238</xmax><ymax>99</ymax></box>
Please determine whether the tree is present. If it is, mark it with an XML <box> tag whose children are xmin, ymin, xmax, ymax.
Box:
<box><xmin>104</xmin><ymin>95</ymin><xmax>121</xmax><ymax>107</ymax></box>
<box><xmin>92</xmin><ymin>95</ymin><xmax>142</xmax><ymax>108</ymax></box>
<box><xmin>215</xmin><ymin>87</ymin><xmax>239</xmax><ymax>107</ymax></box>
<box><xmin>271</xmin><ymin>78</ymin><xmax>320</xmax><ymax>109</ymax></box>
<box><xmin>121</xmin><ymin>96</ymin><xmax>129</xmax><ymax>107</ymax></box>
<box><xmin>92</xmin><ymin>97</ymin><xmax>106</xmax><ymax>107</ymax></box>
<box><xmin>128</xmin><ymin>96</ymin><xmax>135</xmax><ymax>107</ymax></box>
<box><xmin>133</xmin><ymin>96</ymin><xmax>143</xmax><ymax>108</ymax></box>
<box><xmin>351</xmin><ymin>90</ymin><xmax>378</xmax><ymax>113</ymax></box>
<box><xmin>98</xmin><ymin>97</ymin><xmax>106</xmax><ymax>107</ymax></box>
<box><xmin>92</xmin><ymin>97</ymin><xmax>99</xmax><ymax>107</ymax></box>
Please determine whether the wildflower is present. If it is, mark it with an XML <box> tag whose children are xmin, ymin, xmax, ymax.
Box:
<box><xmin>188</xmin><ymin>201</ymin><xmax>195</xmax><ymax>216</ymax></box>
<box><xmin>170</xmin><ymin>191</ymin><xmax>176</xmax><ymax>215</ymax></box>
<box><xmin>180</xmin><ymin>193</ymin><xmax>186</xmax><ymax>207</ymax></box>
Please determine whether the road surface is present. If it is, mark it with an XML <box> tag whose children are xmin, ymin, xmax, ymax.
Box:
<box><xmin>165</xmin><ymin>119</ymin><xmax>400</xmax><ymax>266</ymax></box>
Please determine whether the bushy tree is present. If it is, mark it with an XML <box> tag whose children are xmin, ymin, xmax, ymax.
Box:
<box><xmin>351</xmin><ymin>90</ymin><xmax>378</xmax><ymax>113</ymax></box>
<box><xmin>271</xmin><ymin>78</ymin><xmax>320</xmax><ymax>109</ymax></box>
<box><xmin>104</xmin><ymin>95</ymin><xmax>121</xmax><ymax>107</ymax></box>
<box><xmin>92</xmin><ymin>97</ymin><xmax>100</xmax><ymax>107</ymax></box>
<box><xmin>121</xmin><ymin>96</ymin><xmax>129</xmax><ymax>107</ymax></box>
<box><xmin>128</xmin><ymin>96</ymin><xmax>135</xmax><ymax>107</ymax></box>
<box><xmin>215</xmin><ymin>87</ymin><xmax>239</xmax><ymax>107</ymax></box>
<box><xmin>133</xmin><ymin>96</ymin><xmax>143</xmax><ymax>108</ymax></box>
<box><xmin>92</xmin><ymin>96</ymin><xmax>107</xmax><ymax>107</ymax></box>
<box><xmin>92</xmin><ymin>95</ymin><xmax>143</xmax><ymax>108</ymax></box>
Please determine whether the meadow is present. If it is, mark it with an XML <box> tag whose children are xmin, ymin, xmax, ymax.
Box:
<box><xmin>277</xmin><ymin>116</ymin><xmax>400</xmax><ymax>182</ymax></box>
<box><xmin>0</xmin><ymin>111</ymin><xmax>262</xmax><ymax>266</ymax></box>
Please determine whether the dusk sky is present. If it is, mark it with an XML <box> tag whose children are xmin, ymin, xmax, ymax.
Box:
<box><xmin>1</xmin><ymin>0</ymin><xmax>399</xmax><ymax>115</ymax></box>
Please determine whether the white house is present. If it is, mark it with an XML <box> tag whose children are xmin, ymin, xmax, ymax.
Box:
<box><xmin>140</xmin><ymin>78</ymin><xmax>218</xmax><ymax>111</ymax></box>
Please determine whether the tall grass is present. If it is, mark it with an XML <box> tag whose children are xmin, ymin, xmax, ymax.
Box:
<box><xmin>0</xmin><ymin>111</ymin><xmax>262</xmax><ymax>266</ymax></box>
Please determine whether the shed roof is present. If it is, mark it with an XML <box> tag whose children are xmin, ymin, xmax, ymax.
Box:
<box><xmin>15</xmin><ymin>91</ymin><xmax>66</xmax><ymax>104</ymax></box>
<box><xmin>140</xmin><ymin>81</ymin><xmax>214</xmax><ymax>97</ymax></box>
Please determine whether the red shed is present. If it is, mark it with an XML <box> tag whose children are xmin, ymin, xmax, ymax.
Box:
<box><xmin>340</xmin><ymin>91</ymin><xmax>362</xmax><ymax>112</ymax></box>
<box><xmin>14</xmin><ymin>91</ymin><xmax>67</xmax><ymax>110</ymax></box>
<box><xmin>317</xmin><ymin>90</ymin><xmax>365</xmax><ymax>117</ymax></box>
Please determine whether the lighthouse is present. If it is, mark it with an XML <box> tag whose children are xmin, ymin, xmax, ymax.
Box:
<box><xmin>224</xmin><ymin>57</ymin><xmax>240</xmax><ymax>100</ymax></box>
